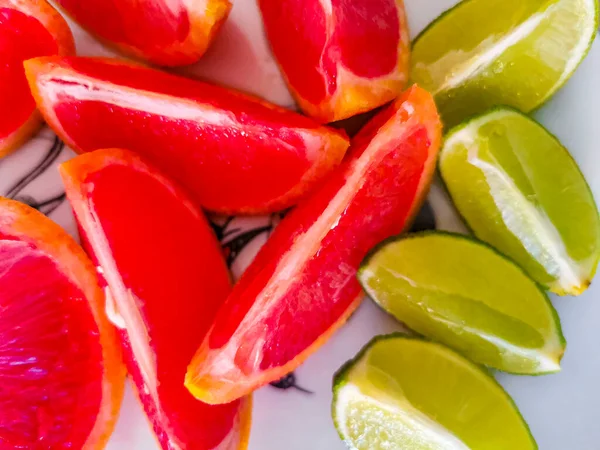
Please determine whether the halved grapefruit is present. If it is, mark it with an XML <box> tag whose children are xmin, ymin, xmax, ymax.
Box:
<box><xmin>185</xmin><ymin>85</ymin><xmax>443</xmax><ymax>405</ymax></box>
<box><xmin>60</xmin><ymin>149</ymin><xmax>251</xmax><ymax>449</ymax></box>
<box><xmin>0</xmin><ymin>197</ymin><xmax>124</xmax><ymax>448</ymax></box>
<box><xmin>54</xmin><ymin>0</ymin><xmax>231</xmax><ymax>66</ymax></box>
<box><xmin>0</xmin><ymin>0</ymin><xmax>74</xmax><ymax>158</ymax></box>
<box><xmin>26</xmin><ymin>56</ymin><xmax>350</xmax><ymax>214</ymax></box>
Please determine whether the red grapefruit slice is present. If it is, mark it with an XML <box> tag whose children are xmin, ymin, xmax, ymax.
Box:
<box><xmin>259</xmin><ymin>0</ymin><xmax>410</xmax><ymax>123</ymax></box>
<box><xmin>26</xmin><ymin>56</ymin><xmax>350</xmax><ymax>214</ymax></box>
<box><xmin>0</xmin><ymin>197</ymin><xmax>124</xmax><ymax>448</ymax></box>
<box><xmin>60</xmin><ymin>149</ymin><xmax>251</xmax><ymax>449</ymax></box>
<box><xmin>0</xmin><ymin>0</ymin><xmax>74</xmax><ymax>157</ymax></box>
<box><xmin>185</xmin><ymin>85</ymin><xmax>443</xmax><ymax>405</ymax></box>
<box><xmin>54</xmin><ymin>0</ymin><xmax>231</xmax><ymax>66</ymax></box>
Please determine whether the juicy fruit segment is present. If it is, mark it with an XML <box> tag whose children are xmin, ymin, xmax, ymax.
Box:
<box><xmin>26</xmin><ymin>56</ymin><xmax>350</xmax><ymax>214</ymax></box>
<box><xmin>186</xmin><ymin>85</ymin><xmax>442</xmax><ymax>405</ymax></box>
<box><xmin>439</xmin><ymin>108</ymin><xmax>600</xmax><ymax>295</ymax></box>
<box><xmin>0</xmin><ymin>0</ymin><xmax>74</xmax><ymax>157</ymax></box>
<box><xmin>411</xmin><ymin>0</ymin><xmax>598</xmax><ymax>127</ymax></box>
<box><xmin>259</xmin><ymin>0</ymin><xmax>410</xmax><ymax>123</ymax></box>
<box><xmin>333</xmin><ymin>335</ymin><xmax>537</xmax><ymax>450</ymax></box>
<box><xmin>0</xmin><ymin>197</ymin><xmax>124</xmax><ymax>449</ymax></box>
<box><xmin>60</xmin><ymin>149</ymin><xmax>250</xmax><ymax>449</ymax></box>
<box><xmin>359</xmin><ymin>232</ymin><xmax>565</xmax><ymax>374</ymax></box>
<box><xmin>54</xmin><ymin>0</ymin><xmax>231</xmax><ymax>66</ymax></box>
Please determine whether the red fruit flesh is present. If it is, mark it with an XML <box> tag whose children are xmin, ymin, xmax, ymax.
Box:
<box><xmin>27</xmin><ymin>57</ymin><xmax>349</xmax><ymax>214</ymax></box>
<box><xmin>60</xmin><ymin>149</ymin><xmax>250</xmax><ymax>449</ymax></box>
<box><xmin>186</xmin><ymin>86</ymin><xmax>442</xmax><ymax>404</ymax></box>
<box><xmin>54</xmin><ymin>0</ymin><xmax>230</xmax><ymax>66</ymax></box>
<box><xmin>0</xmin><ymin>0</ymin><xmax>74</xmax><ymax>157</ymax></box>
<box><xmin>0</xmin><ymin>239</ymin><xmax>102</xmax><ymax>448</ymax></box>
<box><xmin>0</xmin><ymin>198</ymin><xmax>125</xmax><ymax>449</ymax></box>
<box><xmin>259</xmin><ymin>0</ymin><xmax>410</xmax><ymax>122</ymax></box>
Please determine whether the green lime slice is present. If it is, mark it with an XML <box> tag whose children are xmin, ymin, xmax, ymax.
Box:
<box><xmin>439</xmin><ymin>108</ymin><xmax>600</xmax><ymax>295</ymax></box>
<box><xmin>333</xmin><ymin>335</ymin><xmax>537</xmax><ymax>450</ymax></box>
<box><xmin>411</xmin><ymin>0</ymin><xmax>598</xmax><ymax>127</ymax></box>
<box><xmin>358</xmin><ymin>232</ymin><xmax>565</xmax><ymax>374</ymax></box>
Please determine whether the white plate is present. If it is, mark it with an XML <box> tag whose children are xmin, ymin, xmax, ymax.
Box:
<box><xmin>1</xmin><ymin>1</ymin><xmax>599</xmax><ymax>449</ymax></box>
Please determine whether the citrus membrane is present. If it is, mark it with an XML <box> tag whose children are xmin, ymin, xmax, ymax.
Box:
<box><xmin>411</xmin><ymin>0</ymin><xmax>598</xmax><ymax>127</ymax></box>
<box><xmin>439</xmin><ymin>108</ymin><xmax>600</xmax><ymax>295</ymax></box>
<box><xmin>333</xmin><ymin>335</ymin><xmax>537</xmax><ymax>450</ymax></box>
<box><xmin>359</xmin><ymin>232</ymin><xmax>565</xmax><ymax>374</ymax></box>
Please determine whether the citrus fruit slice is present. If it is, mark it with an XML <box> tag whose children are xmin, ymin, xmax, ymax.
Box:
<box><xmin>333</xmin><ymin>335</ymin><xmax>537</xmax><ymax>450</ymax></box>
<box><xmin>185</xmin><ymin>85</ymin><xmax>442</xmax><ymax>405</ymax></box>
<box><xmin>359</xmin><ymin>232</ymin><xmax>565</xmax><ymax>374</ymax></box>
<box><xmin>0</xmin><ymin>0</ymin><xmax>74</xmax><ymax>158</ymax></box>
<box><xmin>53</xmin><ymin>0</ymin><xmax>230</xmax><ymax>66</ymax></box>
<box><xmin>0</xmin><ymin>197</ymin><xmax>125</xmax><ymax>448</ymax></box>
<box><xmin>411</xmin><ymin>0</ymin><xmax>598</xmax><ymax>127</ymax></box>
<box><xmin>259</xmin><ymin>0</ymin><xmax>410</xmax><ymax>123</ymax></box>
<box><xmin>439</xmin><ymin>107</ymin><xmax>600</xmax><ymax>295</ymax></box>
<box><xmin>60</xmin><ymin>149</ymin><xmax>251</xmax><ymax>449</ymax></box>
<box><xmin>26</xmin><ymin>56</ymin><xmax>350</xmax><ymax>214</ymax></box>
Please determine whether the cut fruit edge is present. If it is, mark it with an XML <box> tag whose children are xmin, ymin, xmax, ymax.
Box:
<box><xmin>59</xmin><ymin>149</ymin><xmax>253</xmax><ymax>447</ymax></box>
<box><xmin>185</xmin><ymin>86</ymin><xmax>443</xmax><ymax>405</ymax></box>
<box><xmin>359</xmin><ymin>231</ymin><xmax>567</xmax><ymax>374</ymax></box>
<box><xmin>439</xmin><ymin>107</ymin><xmax>600</xmax><ymax>296</ymax></box>
<box><xmin>332</xmin><ymin>334</ymin><xmax>537</xmax><ymax>449</ymax></box>
<box><xmin>0</xmin><ymin>197</ymin><xmax>126</xmax><ymax>449</ymax></box>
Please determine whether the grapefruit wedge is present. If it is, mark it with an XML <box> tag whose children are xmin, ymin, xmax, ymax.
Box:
<box><xmin>54</xmin><ymin>0</ymin><xmax>231</xmax><ymax>66</ymax></box>
<box><xmin>185</xmin><ymin>85</ymin><xmax>443</xmax><ymax>405</ymax></box>
<box><xmin>26</xmin><ymin>56</ymin><xmax>350</xmax><ymax>214</ymax></box>
<box><xmin>60</xmin><ymin>149</ymin><xmax>251</xmax><ymax>449</ymax></box>
<box><xmin>0</xmin><ymin>0</ymin><xmax>74</xmax><ymax>157</ymax></box>
<box><xmin>0</xmin><ymin>197</ymin><xmax>124</xmax><ymax>448</ymax></box>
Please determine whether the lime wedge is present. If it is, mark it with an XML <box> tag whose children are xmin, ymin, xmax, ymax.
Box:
<box><xmin>439</xmin><ymin>108</ymin><xmax>600</xmax><ymax>295</ymax></box>
<box><xmin>333</xmin><ymin>335</ymin><xmax>537</xmax><ymax>450</ymax></box>
<box><xmin>411</xmin><ymin>0</ymin><xmax>598</xmax><ymax>127</ymax></box>
<box><xmin>358</xmin><ymin>232</ymin><xmax>565</xmax><ymax>374</ymax></box>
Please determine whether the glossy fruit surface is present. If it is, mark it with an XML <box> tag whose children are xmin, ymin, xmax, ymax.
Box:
<box><xmin>0</xmin><ymin>197</ymin><xmax>125</xmax><ymax>449</ymax></box>
<box><xmin>185</xmin><ymin>85</ymin><xmax>442</xmax><ymax>405</ymax></box>
<box><xmin>259</xmin><ymin>0</ymin><xmax>410</xmax><ymax>123</ymax></box>
<box><xmin>54</xmin><ymin>0</ymin><xmax>231</xmax><ymax>66</ymax></box>
<box><xmin>60</xmin><ymin>149</ymin><xmax>251</xmax><ymax>449</ymax></box>
<box><xmin>0</xmin><ymin>0</ymin><xmax>74</xmax><ymax>157</ymax></box>
<box><xmin>333</xmin><ymin>335</ymin><xmax>537</xmax><ymax>450</ymax></box>
<box><xmin>359</xmin><ymin>232</ymin><xmax>565</xmax><ymax>374</ymax></box>
<box><xmin>27</xmin><ymin>56</ymin><xmax>350</xmax><ymax>214</ymax></box>
<box><xmin>411</xmin><ymin>0</ymin><xmax>598</xmax><ymax>127</ymax></box>
<box><xmin>440</xmin><ymin>107</ymin><xmax>600</xmax><ymax>295</ymax></box>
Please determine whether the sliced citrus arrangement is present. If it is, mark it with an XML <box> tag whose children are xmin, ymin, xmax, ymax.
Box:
<box><xmin>60</xmin><ymin>149</ymin><xmax>251</xmax><ymax>449</ymax></box>
<box><xmin>411</xmin><ymin>0</ymin><xmax>598</xmax><ymax>127</ymax></box>
<box><xmin>0</xmin><ymin>0</ymin><xmax>74</xmax><ymax>158</ymax></box>
<box><xmin>333</xmin><ymin>335</ymin><xmax>537</xmax><ymax>450</ymax></box>
<box><xmin>259</xmin><ymin>0</ymin><xmax>410</xmax><ymax>123</ymax></box>
<box><xmin>54</xmin><ymin>0</ymin><xmax>231</xmax><ymax>66</ymax></box>
<box><xmin>185</xmin><ymin>85</ymin><xmax>442</xmax><ymax>405</ymax></box>
<box><xmin>26</xmin><ymin>56</ymin><xmax>350</xmax><ymax>214</ymax></box>
<box><xmin>439</xmin><ymin>107</ymin><xmax>600</xmax><ymax>295</ymax></box>
<box><xmin>0</xmin><ymin>197</ymin><xmax>125</xmax><ymax>448</ymax></box>
<box><xmin>359</xmin><ymin>232</ymin><xmax>565</xmax><ymax>374</ymax></box>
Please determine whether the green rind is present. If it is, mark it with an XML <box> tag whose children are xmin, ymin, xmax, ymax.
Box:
<box><xmin>332</xmin><ymin>334</ymin><xmax>538</xmax><ymax>449</ymax></box>
<box><xmin>438</xmin><ymin>107</ymin><xmax>600</xmax><ymax>295</ymax></box>
<box><xmin>411</xmin><ymin>0</ymin><xmax>599</xmax><ymax>125</ymax></box>
<box><xmin>358</xmin><ymin>231</ymin><xmax>566</xmax><ymax>375</ymax></box>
